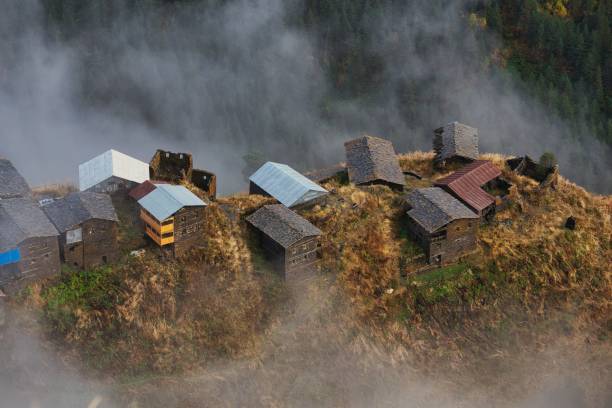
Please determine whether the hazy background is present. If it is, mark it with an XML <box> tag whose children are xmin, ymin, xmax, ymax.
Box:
<box><xmin>0</xmin><ymin>0</ymin><xmax>610</xmax><ymax>195</ymax></box>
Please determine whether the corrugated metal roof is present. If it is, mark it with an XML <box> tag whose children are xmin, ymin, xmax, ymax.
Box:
<box><xmin>138</xmin><ymin>184</ymin><xmax>206</xmax><ymax>221</ymax></box>
<box><xmin>79</xmin><ymin>150</ymin><xmax>150</xmax><ymax>191</ymax></box>
<box><xmin>435</xmin><ymin>160</ymin><xmax>501</xmax><ymax>212</ymax></box>
<box><xmin>249</xmin><ymin>162</ymin><xmax>328</xmax><ymax>208</ymax></box>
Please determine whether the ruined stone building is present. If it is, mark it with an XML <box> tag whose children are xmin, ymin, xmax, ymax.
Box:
<box><xmin>149</xmin><ymin>150</ymin><xmax>217</xmax><ymax>200</ymax></box>
<box><xmin>0</xmin><ymin>198</ymin><xmax>60</xmax><ymax>294</ymax></box>
<box><xmin>0</xmin><ymin>159</ymin><xmax>31</xmax><ymax>199</ymax></box>
<box><xmin>344</xmin><ymin>135</ymin><xmax>405</xmax><ymax>189</ymax></box>
<box><xmin>136</xmin><ymin>183</ymin><xmax>207</xmax><ymax>256</ymax></box>
<box><xmin>79</xmin><ymin>149</ymin><xmax>150</xmax><ymax>195</ymax></box>
<box><xmin>249</xmin><ymin>162</ymin><xmax>329</xmax><ymax>209</ymax></box>
<box><xmin>433</xmin><ymin>122</ymin><xmax>479</xmax><ymax>167</ymax></box>
<box><xmin>43</xmin><ymin>192</ymin><xmax>119</xmax><ymax>269</ymax></box>
<box><xmin>246</xmin><ymin>204</ymin><xmax>322</xmax><ymax>281</ymax></box>
<box><xmin>404</xmin><ymin>187</ymin><xmax>479</xmax><ymax>265</ymax></box>
<box><xmin>435</xmin><ymin>160</ymin><xmax>503</xmax><ymax>220</ymax></box>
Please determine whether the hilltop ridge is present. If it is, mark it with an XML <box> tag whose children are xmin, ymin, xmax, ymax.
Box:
<box><xmin>8</xmin><ymin>151</ymin><xmax>611</xmax><ymax>406</ymax></box>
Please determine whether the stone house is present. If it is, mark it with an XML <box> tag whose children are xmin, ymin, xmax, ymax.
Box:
<box><xmin>404</xmin><ymin>187</ymin><xmax>479</xmax><ymax>265</ymax></box>
<box><xmin>344</xmin><ymin>135</ymin><xmax>405</xmax><ymax>189</ymax></box>
<box><xmin>0</xmin><ymin>198</ymin><xmax>60</xmax><ymax>294</ymax></box>
<box><xmin>246</xmin><ymin>204</ymin><xmax>322</xmax><ymax>281</ymax></box>
<box><xmin>43</xmin><ymin>192</ymin><xmax>119</xmax><ymax>269</ymax></box>
<box><xmin>137</xmin><ymin>183</ymin><xmax>207</xmax><ymax>256</ymax></box>
<box><xmin>433</xmin><ymin>122</ymin><xmax>479</xmax><ymax>167</ymax></box>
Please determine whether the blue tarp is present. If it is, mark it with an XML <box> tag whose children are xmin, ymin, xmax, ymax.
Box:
<box><xmin>0</xmin><ymin>248</ymin><xmax>20</xmax><ymax>266</ymax></box>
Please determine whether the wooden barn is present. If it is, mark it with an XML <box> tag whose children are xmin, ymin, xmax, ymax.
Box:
<box><xmin>435</xmin><ymin>160</ymin><xmax>503</xmax><ymax>221</ymax></box>
<box><xmin>0</xmin><ymin>158</ymin><xmax>31</xmax><ymax>199</ymax></box>
<box><xmin>43</xmin><ymin>192</ymin><xmax>119</xmax><ymax>269</ymax></box>
<box><xmin>404</xmin><ymin>187</ymin><xmax>479</xmax><ymax>265</ymax></box>
<box><xmin>344</xmin><ymin>135</ymin><xmax>404</xmax><ymax>189</ymax></box>
<box><xmin>149</xmin><ymin>149</ymin><xmax>217</xmax><ymax>200</ymax></box>
<box><xmin>249</xmin><ymin>162</ymin><xmax>329</xmax><ymax>209</ymax></box>
<box><xmin>78</xmin><ymin>149</ymin><xmax>150</xmax><ymax>195</ymax></box>
<box><xmin>246</xmin><ymin>204</ymin><xmax>322</xmax><ymax>281</ymax></box>
<box><xmin>0</xmin><ymin>198</ymin><xmax>60</xmax><ymax>294</ymax></box>
<box><xmin>433</xmin><ymin>122</ymin><xmax>479</xmax><ymax>167</ymax></box>
<box><xmin>137</xmin><ymin>183</ymin><xmax>207</xmax><ymax>256</ymax></box>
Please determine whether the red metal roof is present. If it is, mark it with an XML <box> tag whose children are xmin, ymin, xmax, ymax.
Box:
<box><xmin>434</xmin><ymin>160</ymin><xmax>501</xmax><ymax>212</ymax></box>
<box><xmin>129</xmin><ymin>180</ymin><xmax>158</xmax><ymax>201</ymax></box>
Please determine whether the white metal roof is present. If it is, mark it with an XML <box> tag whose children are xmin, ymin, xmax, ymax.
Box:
<box><xmin>249</xmin><ymin>162</ymin><xmax>328</xmax><ymax>208</ymax></box>
<box><xmin>138</xmin><ymin>184</ymin><xmax>206</xmax><ymax>221</ymax></box>
<box><xmin>78</xmin><ymin>150</ymin><xmax>150</xmax><ymax>191</ymax></box>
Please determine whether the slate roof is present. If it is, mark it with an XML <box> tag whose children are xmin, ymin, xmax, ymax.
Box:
<box><xmin>249</xmin><ymin>162</ymin><xmax>328</xmax><ymax>208</ymax></box>
<box><xmin>0</xmin><ymin>198</ymin><xmax>59</xmax><ymax>252</ymax></box>
<box><xmin>435</xmin><ymin>160</ymin><xmax>501</xmax><ymax>212</ymax></box>
<box><xmin>434</xmin><ymin>122</ymin><xmax>479</xmax><ymax>162</ymax></box>
<box><xmin>304</xmin><ymin>163</ymin><xmax>347</xmax><ymax>183</ymax></box>
<box><xmin>405</xmin><ymin>187</ymin><xmax>478</xmax><ymax>233</ymax></box>
<box><xmin>43</xmin><ymin>192</ymin><xmax>118</xmax><ymax>233</ymax></box>
<box><xmin>138</xmin><ymin>184</ymin><xmax>206</xmax><ymax>221</ymax></box>
<box><xmin>246</xmin><ymin>204</ymin><xmax>322</xmax><ymax>249</ymax></box>
<box><xmin>79</xmin><ymin>150</ymin><xmax>150</xmax><ymax>191</ymax></box>
<box><xmin>0</xmin><ymin>159</ymin><xmax>31</xmax><ymax>199</ymax></box>
<box><xmin>344</xmin><ymin>136</ymin><xmax>404</xmax><ymax>187</ymax></box>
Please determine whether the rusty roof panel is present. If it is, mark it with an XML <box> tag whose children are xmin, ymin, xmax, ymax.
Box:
<box><xmin>434</xmin><ymin>160</ymin><xmax>501</xmax><ymax>212</ymax></box>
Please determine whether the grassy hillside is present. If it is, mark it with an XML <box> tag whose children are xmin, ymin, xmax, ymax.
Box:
<box><xmin>15</xmin><ymin>152</ymin><xmax>610</xmax><ymax>394</ymax></box>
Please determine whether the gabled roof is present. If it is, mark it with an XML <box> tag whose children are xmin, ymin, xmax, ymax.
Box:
<box><xmin>249</xmin><ymin>162</ymin><xmax>328</xmax><ymax>208</ymax></box>
<box><xmin>79</xmin><ymin>150</ymin><xmax>150</xmax><ymax>191</ymax></box>
<box><xmin>138</xmin><ymin>184</ymin><xmax>206</xmax><ymax>221</ymax></box>
<box><xmin>304</xmin><ymin>163</ymin><xmax>347</xmax><ymax>183</ymax></box>
<box><xmin>43</xmin><ymin>192</ymin><xmax>118</xmax><ymax>233</ymax></box>
<box><xmin>0</xmin><ymin>159</ymin><xmax>31</xmax><ymax>199</ymax></box>
<box><xmin>344</xmin><ymin>136</ymin><xmax>404</xmax><ymax>187</ymax></box>
<box><xmin>246</xmin><ymin>204</ymin><xmax>321</xmax><ymax>249</ymax></box>
<box><xmin>434</xmin><ymin>122</ymin><xmax>479</xmax><ymax>162</ymax></box>
<box><xmin>405</xmin><ymin>187</ymin><xmax>478</xmax><ymax>233</ymax></box>
<box><xmin>0</xmin><ymin>198</ymin><xmax>59</xmax><ymax>252</ymax></box>
<box><xmin>435</xmin><ymin>160</ymin><xmax>501</xmax><ymax>212</ymax></box>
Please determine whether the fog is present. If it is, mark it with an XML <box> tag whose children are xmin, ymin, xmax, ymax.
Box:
<box><xmin>0</xmin><ymin>0</ymin><xmax>610</xmax><ymax>195</ymax></box>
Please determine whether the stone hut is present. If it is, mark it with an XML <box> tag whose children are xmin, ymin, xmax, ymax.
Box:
<box><xmin>404</xmin><ymin>187</ymin><xmax>479</xmax><ymax>265</ymax></box>
<box><xmin>344</xmin><ymin>135</ymin><xmax>404</xmax><ymax>189</ymax></box>
<box><xmin>0</xmin><ymin>198</ymin><xmax>60</xmax><ymax>294</ymax></box>
<box><xmin>246</xmin><ymin>204</ymin><xmax>322</xmax><ymax>281</ymax></box>
<box><xmin>433</xmin><ymin>122</ymin><xmax>479</xmax><ymax>167</ymax></box>
<box><xmin>137</xmin><ymin>184</ymin><xmax>207</xmax><ymax>256</ymax></box>
<box><xmin>43</xmin><ymin>192</ymin><xmax>119</xmax><ymax>269</ymax></box>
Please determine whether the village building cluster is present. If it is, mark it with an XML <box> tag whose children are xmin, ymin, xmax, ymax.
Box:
<box><xmin>0</xmin><ymin>120</ymin><xmax>553</xmax><ymax>293</ymax></box>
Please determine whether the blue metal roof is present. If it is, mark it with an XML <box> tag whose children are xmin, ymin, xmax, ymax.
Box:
<box><xmin>138</xmin><ymin>184</ymin><xmax>206</xmax><ymax>221</ymax></box>
<box><xmin>249</xmin><ymin>162</ymin><xmax>328</xmax><ymax>208</ymax></box>
<box><xmin>0</xmin><ymin>248</ymin><xmax>20</xmax><ymax>266</ymax></box>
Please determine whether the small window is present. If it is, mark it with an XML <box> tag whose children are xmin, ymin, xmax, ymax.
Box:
<box><xmin>166</xmin><ymin>153</ymin><xmax>170</xmax><ymax>158</ymax></box>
